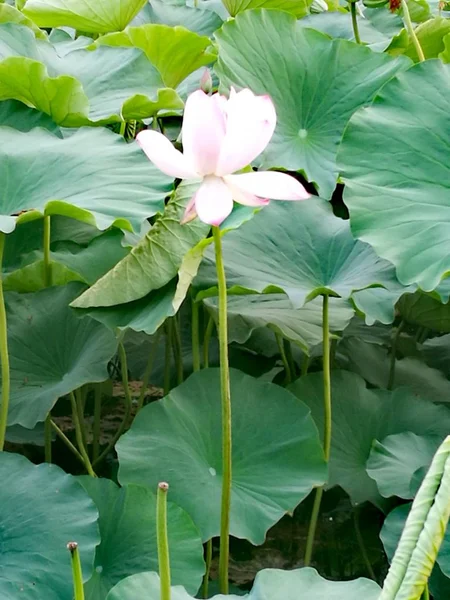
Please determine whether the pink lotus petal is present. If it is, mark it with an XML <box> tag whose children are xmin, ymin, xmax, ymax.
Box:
<box><xmin>216</xmin><ymin>89</ymin><xmax>277</xmax><ymax>176</ymax></box>
<box><xmin>182</xmin><ymin>90</ymin><xmax>226</xmax><ymax>176</ymax></box>
<box><xmin>136</xmin><ymin>130</ymin><xmax>198</xmax><ymax>179</ymax></box>
<box><xmin>194</xmin><ymin>176</ymin><xmax>233</xmax><ymax>226</ymax></box>
<box><xmin>225</xmin><ymin>178</ymin><xmax>269</xmax><ymax>207</ymax></box>
<box><xmin>224</xmin><ymin>171</ymin><xmax>310</xmax><ymax>200</ymax></box>
<box><xmin>181</xmin><ymin>194</ymin><xmax>198</xmax><ymax>224</ymax></box>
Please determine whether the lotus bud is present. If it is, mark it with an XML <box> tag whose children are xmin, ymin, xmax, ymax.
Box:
<box><xmin>200</xmin><ymin>69</ymin><xmax>213</xmax><ymax>95</ymax></box>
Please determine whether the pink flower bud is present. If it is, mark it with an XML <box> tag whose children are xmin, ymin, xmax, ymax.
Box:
<box><xmin>200</xmin><ymin>69</ymin><xmax>213</xmax><ymax>94</ymax></box>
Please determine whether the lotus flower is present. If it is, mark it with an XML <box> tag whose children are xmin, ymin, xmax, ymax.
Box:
<box><xmin>137</xmin><ymin>88</ymin><xmax>309</xmax><ymax>226</ymax></box>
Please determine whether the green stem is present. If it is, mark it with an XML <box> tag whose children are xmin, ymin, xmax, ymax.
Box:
<box><xmin>301</xmin><ymin>354</ymin><xmax>310</xmax><ymax>377</ymax></box>
<box><xmin>0</xmin><ymin>233</ymin><xmax>10</xmax><ymax>452</ymax></box>
<box><xmin>192</xmin><ymin>299</ymin><xmax>201</xmax><ymax>373</ymax></box>
<box><xmin>350</xmin><ymin>1</ymin><xmax>361</xmax><ymax>44</ymax></box>
<box><xmin>119</xmin><ymin>120</ymin><xmax>126</xmax><ymax>138</ymax></box>
<box><xmin>43</xmin><ymin>215</ymin><xmax>52</xmax><ymax>286</ymax></box>
<box><xmin>67</xmin><ymin>542</ymin><xmax>85</xmax><ymax>600</ymax></box>
<box><xmin>213</xmin><ymin>226</ymin><xmax>232</xmax><ymax>595</ymax></box>
<box><xmin>92</xmin><ymin>383</ymin><xmax>102</xmax><ymax>463</ymax></box>
<box><xmin>93</xmin><ymin>343</ymin><xmax>133</xmax><ymax>467</ymax></box>
<box><xmin>44</xmin><ymin>413</ymin><xmax>52</xmax><ymax>463</ymax></box>
<box><xmin>70</xmin><ymin>392</ymin><xmax>96</xmax><ymax>477</ymax></box>
<box><xmin>401</xmin><ymin>0</ymin><xmax>425</xmax><ymax>61</ymax></box>
<box><xmin>421</xmin><ymin>584</ymin><xmax>430</xmax><ymax>600</ymax></box>
<box><xmin>304</xmin><ymin>294</ymin><xmax>331</xmax><ymax>565</ymax></box>
<box><xmin>137</xmin><ymin>329</ymin><xmax>162</xmax><ymax>412</ymax></box>
<box><xmin>203</xmin><ymin>315</ymin><xmax>214</xmax><ymax>369</ymax></box>
<box><xmin>164</xmin><ymin>322</ymin><xmax>172</xmax><ymax>395</ymax></box>
<box><xmin>388</xmin><ymin>320</ymin><xmax>405</xmax><ymax>391</ymax></box>
<box><xmin>50</xmin><ymin>419</ymin><xmax>84</xmax><ymax>466</ymax></box>
<box><xmin>157</xmin><ymin>482</ymin><xmax>171</xmax><ymax>600</ymax></box>
<box><xmin>171</xmin><ymin>316</ymin><xmax>184</xmax><ymax>385</ymax></box>
<box><xmin>353</xmin><ymin>506</ymin><xmax>376</xmax><ymax>580</ymax></box>
<box><xmin>275</xmin><ymin>332</ymin><xmax>292</xmax><ymax>384</ymax></box>
<box><xmin>304</xmin><ymin>487</ymin><xmax>324</xmax><ymax>566</ymax></box>
<box><xmin>202</xmin><ymin>539</ymin><xmax>213</xmax><ymax>599</ymax></box>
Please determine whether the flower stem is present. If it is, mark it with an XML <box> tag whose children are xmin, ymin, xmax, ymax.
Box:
<box><xmin>350</xmin><ymin>2</ymin><xmax>361</xmax><ymax>44</ymax></box>
<box><xmin>44</xmin><ymin>414</ymin><xmax>52</xmax><ymax>462</ymax></box>
<box><xmin>43</xmin><ymin>215</ymin><xmax>52</xmax><ymax>287</ymax></box>
<box><xmin>202</xmin><ymin>539</ymin><xmax>213</xmax><ymax>599</ymax></box>
<box><xmin>203</xmin><ymin>315</ymin><xmax>214</xmax><ymax>369</ymax></box>
<box><xmin>401</xmin><ymin>0</ymin><xmax>425</xmax><ymax>61</ymax></box>
<box><xmin>92</xmin><ymin>383</ymin><xmax>102</xmax><ymax>463</ymax></box>
<box><xmin>388</xmin><ymin>320</ymin><xmax>405</xmax><ymax>390</ymax></box>
<box><xmin>137</xmin><ymin>329</ymin><xmax>161</xmax><ymax>412</ymax></box>
<box><xmin>164</xmin><ymin>322</ymin><xmax>172</xmax><ymax>395</ymax></box>
<box><xmin>192</xmin><ymin>298</ymin><xmax>201</xmax><ymax>373</ymax></box>
<box><xmin>212</xmin><ymin>226</ymin><xmax>232</xmax><ymax>595</ymax></box>
<box><xmin>275</xmin><ymin>332</ymin><xmax>292</xmax><ymax>384</ymax></box>
<box><xmin>171</xmin><ymin>316</ymin><xmax>184</xmax><ymax>385</ymax></box>
<box><xmin>67</xmin><ymin>542</ymin><xmax>85</xmax><ymax>600</ymax></box>
<box><xmin>50</xmin><ymin>418</ymin><xmax>84</xmax><ymax>466</ymax></box>
<box><xmin>157</xmin><ymin>482</ymin><xmax>171</xmax><ymax>600</ymax></box>
<box><xmin>70</xmin><ymin>392</ymin><xmax>96</xmax><ymax>477</ymax></box>
<box><xmin>304</xmin><ymin>294</ymin><xmax>331</xmax><ymax>566</ymax></box>
<box><xmin>0</xmin><ymin>233</ymin><xmax>10</xmax><ymax>452</ymax></box>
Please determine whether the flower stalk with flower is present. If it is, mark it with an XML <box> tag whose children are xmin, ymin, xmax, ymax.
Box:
<box><xmin>136</xmin><ymin>88</ymin><xmax>309</xmax><ymax>593</ymax></box>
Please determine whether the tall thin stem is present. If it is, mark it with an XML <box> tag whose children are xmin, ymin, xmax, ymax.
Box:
<box><xmin>157</xmin><ymin>482</ymin><xmax>171</xmax><ymax>600</ymax></box>
<box><xmin>92</xmin><ymin>383</ymin><xmax>102</xmax><ymax>463</ymax></box>
<box><xmin>304</xmin><ymin>294</ymin><xmax>331</xmax><ymax>565</ymax></box>
<box><xmin>43</xmin><ymin>215</ymin><xmax>52</xmax><ymax>287</ymax></box>
<box><xmin>212</xmin><ymin>226</ymin><xmax>232</xmax><ymax>595</ymax></box>
<box><xmin>192</xmin><ymin>299</ymin><xmax>201</xmax><ymax>373</ymax></box>
<box><xmin>50</xmin><ymin>418</ymin><xmax>84</xmax><ymax>466</ymax></box>
<box><xmin>203</xmin><ymin>315</ymin><xmax>214</xmax><ymax>369</ymax></box>
<box><xmin>401</xmin><ymin>0</ymin><xmax>425</xmax><ymax>61</ymax></box>
<box><xmin>171</xmin><ymin>316</ymin><xmax>184</xmax><ymax>385</ymax></box>
<box><xmin>275</xmin><ymin>332</ymin><xmax>292</xmax><ymax>384</ymax></box>
<box><xmin>137</xmin><ymin>329</ymin><xmax>162</xmax><ymax>411</ymax></box>
<box><xmin>202</xmin><ymin>539</ymin><xmax>213</xmax><ymax>599</ymax></box>
<box><xmin>164</xmin><ymin>321</ymin><xmax>172</xmax><ymax>395</ymax></box>
<box><xmin>70</xmin><ymin>392</ymin><xmax>96</xmax><ymax>477</ymax></box>
<box><xmin>0</xmin><ymin>233</ymin><xmax>10</xmax><ymax>452</ymax></box>
<box><xmin>44</xmin><ymin>414</ymin><xmax>52</xmax><ymax>462</ymax></box>
<box><xmin>67</xmin><ymin>542</ymin><xmax>85</xmax><ymax>600</ymax></box>
<box><xmin>350</xmin><ymin>2</ymin><xmax>361</xmax><ymax>44</ymax></box>
<box><xmin>388</xmin><ymin>320</ymin><xmax>405</xmax><ymax>390</ymax></box>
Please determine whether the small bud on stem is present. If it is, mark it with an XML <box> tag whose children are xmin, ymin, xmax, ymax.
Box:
<box><xmin>67</xmin><ymin>542</ymin><xmax>85</xmax><ymax>600</ymax></box>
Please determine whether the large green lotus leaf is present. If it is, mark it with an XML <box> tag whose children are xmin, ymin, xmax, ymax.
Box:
<box><xmin>397</xmin><ymin>291</ymin><xmax>450</xmax><ymax>332</ymax></box>
<box><xmin>0</xmin><ymin>3</ymin><xmax>46</xmax><ymax>38</ymax></box>
<box><xmin>204</xmin><ymin>294</ymin><xmax>354</xmax><ymax>355</ymax></box>
<box><xmin>215</xmin><ymin>10</ymin><xmax>410</xmax><ymax>197</ymax></box>
<box><xmin>0</xmin><ymin>126</ymin><xmax>172</xmax><ymax>234</ymax></box>
<box><xmin>338</xmin><ymin>60</ymin><xmax>450</xmax><ymax>291</ymax></box>
<box><xmin>23</xmin><ymin>0</ymin><xmax>147</xmax><ymax>33</ymax></box>
<box><xmin>77</xmin><ymin>478</ymin><xmax>204</xmax><ymax>600</ymax></box>
<box><xmin>98</xmin><ymin>24</ymin><xmax>215</xmax><ymax>89</ymax></box>
<box><xmin>352</xmin><ymin>284</ymin><xmax>415</xmax><ymax>326</ymax></box>
<box><xmin>3</xmin><ymin>259</ymin><xmax>84</xmax><ymax>292</ymax></box>
<box><xmin>0</xmin><ymin>452</ymin><xmax>100</xmax><ymax>600</ymax></box>
<box><xmin>4</xmin><ymin>283</ymin><xmax>118</xmax><ymax>428</ymax></box>
<box><xmin>194</xmin><ymin>199</ymin><xmax>401</xmax><ymax>308</ymax></box>
<box><xmin>430</xmin><ymin>566</ymin><xmax>450</xmax><ymax>600</ymax></box>
<box><xmin>0</xmin><ymin>23</ymin><xmax>183</xmax><ymax>125</ymax></box>
<box><xmin>107</xmin><ymin>567</ymin><xmax>379</xmax><ymax>600</ymax></box>
<box><xmin>223</xmin><ymin>0</ymin><xmax>311</xmax><ymax>18</ymax></box>
<box><xmin>366</xmin><ymin>432</ymin><xmax>442</xmax><ymax>499</ymax></box>
<box><xmin>73</xmin><ymin>183</ymin><xmax>209</xmax><ymax>308</ymax></box>
<box><xmin>381</xmin><ymin>503</ymin><xmax>450</xmax><ymax>579</ymax></box>
<box><xmin>132</xmin><ymin>0</ymin><xmax>223</xmax><ymax>37</ymax></box>
<box><xmin>289</xmin><ymin>370</ymin><xmax>450</xmax><ymax>506</ymax></box>
<box><xmin>117</xmin><ymin>368</ymin><xmax>327</xmax><ymax>543</ymax></box>
<box><xmin>338</xmin><ymin>336</ymin><xmax>450</xmax><ymax>404</ymax></box>
<box><xmin>0</xmin><ymin>99</ymin><xmax>60</xmax><ymax>132</ymax></box>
